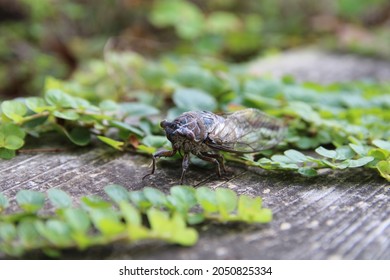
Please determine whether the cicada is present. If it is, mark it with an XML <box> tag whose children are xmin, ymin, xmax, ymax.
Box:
<box><xmin>144</xmin><ymin>108</ymin><xmax>286</xmax><ymax>184</ymax></box>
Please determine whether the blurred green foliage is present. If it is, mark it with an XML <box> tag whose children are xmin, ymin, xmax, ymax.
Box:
<box><xmin>1</xmin><ymin>0</ymin><xmax>389</xmax><ymax>99</ymax></box>
<box><xmin>0</xmin><ymin>48</ymin><xmax>389</xmax><ymax>181</ymax></box>
<box><xmin>0</xmin><ymin>185</ymin><xmax>272</xmax><ymax>256</ymax></box>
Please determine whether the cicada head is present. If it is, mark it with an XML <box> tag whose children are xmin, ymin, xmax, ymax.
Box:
<box><xmin>160</xmin><ymin>119</ymin><xmax>196</xmax><ymax>144</ymax></box>
<box><xmin>160</xmin><ymin>120</ymin><xmax>177</xmax><ymax>142</ymax></box>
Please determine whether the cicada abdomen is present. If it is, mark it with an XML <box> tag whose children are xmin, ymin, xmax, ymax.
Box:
<box><xmin>206</xmin><ymin>108</ymin><xmax>286</xmax><ymax>153</ymax></box>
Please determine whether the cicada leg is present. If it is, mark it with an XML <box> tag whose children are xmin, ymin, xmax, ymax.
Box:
<box><xmin>180</xmin><ymin>153</ymin><xmax>190</xmax><ymax>185</ymax></box>
<box><xmin>200</xmin><ymin>152</ymin><xmax>226</xmax><ymax>173</ymax></box>
<box><xmin>142</xmin><ymin>149</ymin><xmax>177</xmax><ymax>180</ymax></box>
<box><xmin>197</xmin><ymin>153</ymin><xmax>223</xmax><ymax>177</ymax></box>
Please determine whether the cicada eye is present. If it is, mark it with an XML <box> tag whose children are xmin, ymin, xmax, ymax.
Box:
<box><xmin>160</xmin><ymin>120</ymin><xmax>168</xmax><ymax>128</ymax></box>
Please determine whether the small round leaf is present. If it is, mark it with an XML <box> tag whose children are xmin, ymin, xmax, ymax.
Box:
<box><xmin>16</xmin><ymin>190</ymin><xmax>45</xmax><ymax>213</ymax></box>
<box><xmin>47</xmin><ymin>189</ymin><xmax>73</xmax><ymax>208</ymax></box>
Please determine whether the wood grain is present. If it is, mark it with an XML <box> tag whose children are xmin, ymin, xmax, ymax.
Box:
<box><xmin>1</xmin><ymin>145</ymin><xmax>388</xmax><ymax>260</ymax></box>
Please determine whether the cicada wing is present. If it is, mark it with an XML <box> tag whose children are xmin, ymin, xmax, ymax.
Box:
<box><xmin>206</xmin><ymin>108</ymin><xmax>286</xmax><ymax>153</ymax></box>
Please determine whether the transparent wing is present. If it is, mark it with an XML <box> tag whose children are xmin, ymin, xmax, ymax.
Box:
<box><xmin>206</xmin><ymin>108</ymin><xmax>286</xmax><ymax>153</ymax></box>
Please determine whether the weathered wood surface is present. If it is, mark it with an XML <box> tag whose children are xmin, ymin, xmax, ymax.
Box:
<box><xmin>0</xmin><ymin>145</ymin><xmax>389</xmax><ymax>260</ymax></box>
<box><xmin>249</xmin><ymin>48</ymin><xmax>390</xmax><ymax>83</ymax></box>
<box><xmin>1</xmin><ymin>50</ymin><xmax>389</xmax><ymax>260</ymax></box>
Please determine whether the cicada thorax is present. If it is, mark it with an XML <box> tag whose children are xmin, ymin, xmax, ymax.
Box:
<box><xmin>161</xmin><ymin>111</ymin><xmax>222</xmax><ymax>154</ymax></box>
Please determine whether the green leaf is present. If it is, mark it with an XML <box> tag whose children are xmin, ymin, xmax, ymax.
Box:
<box><xmin>143</xmin><ymin>187</ymin><xmax>168</xmax><ymax>207</ymax></box>
<box><xmin>97</xmin><ymin>136</ymin><xmax>124</xmax><ymax>151</ymax></box>
<box><xmin>284</xmin><ymin>149</ymin><xmax>307</xmax><ymax>163</ymax></box>
<box><xmin>287</xmin><ymin>101</ymin><xmax>321</xmax><ymax>123</ymax></box>
<box><xmin>110</xmin><ymin>120</ymin><xmax>144</xmax><ymax>137</ymax></box>
<box><xmin>195</xmin><ymin>187</ymin><xmax>218</xmax><ymax>213</ymax></box>
<box><xmin>206</xmin><ymin>11</ymin><xmax>240</xmax><ymax>34</ymax></box>
<box><xmin>187</xmin><ymin>213</ymin><xmax>205</xmax><ymax>225</ymax></box>
<box><xmin>315</xmin><ymin>146</ymin><xmax>337</xmax><ymax>158</ymax></box>
<box><xmin>146</xmin><ymin>208</ymin><xmax>197</xmax><ymax>245</ymax></box>
<box><xmin>45</xmin><ymin>89</ymin><xmax>77</xmax><ymax>108</ymax></box>
<box><xmin>63</xmin><ymin>126</ymin><xmax>91</xmax><ymax>146</ymax></box>
<box><xmin>147</xmin><ymin>208</ymin><xmax>170</xmax><ymax>231</ymax></box>
<box><xmin>89</xmin><ymin>208</ymin><xmax>125</xmax><ymax>236</ymax></box>
<box><xmin>128</xmin><ymin>191</ymin><xmax>152</xmax><ymax>210</ymax></box>
<box><xmin>279</xmin><ymin>162</ymin><xmax>300</xmax><ymax>169</ymax></box>
<box><xmin>136</xmin><ymin>144</ymin><xmax>156</xmax><ymax>155</ymax></box>
<box><xmin>167</xmin><ymin>107</ymin><xmax>187</xmax><ymax>120</ymax></box>
<box><xmin>237</xmin><ymin>195</ymin><xmax>261</xmax><ymax>220</ymax></box>
<box><xmin>244</xmin><ymin>92</ymin><xmax>281</xmax><ymax>109</ymax></box>
<box><xmin>347</xmin><ymin>156</ymin><xmax>374</xmax><ymax>168</ymax></box>
<box><xmin>167</xmin><ymin>195</ymin><xmax>192</xmax><ymax>215</ymax></box>
<box><xmin>174</xmin><ymin>67</ymin><xmax>225</xmax><ymax>96</ymax></box>
<box><xmin>372</xmin><ymin>139</ymin><xmax>390</xmax><ymax>152</ymax></box>
<box><xmin>322</xmin><ymin>159</ymin><xmax>349</xmax><ymax>169</ymax></box>
<box><xmin>1</xmin><ymin>100</ymin><xmax>27</xmax><ymax>122</ymax></box>
<box><xmin>150</xmin><ymin>0</ymin><xmax>204</xmax><ymax>40</ymax></box>
<box><xmin>368</xmin><ymin>148</ymin><xmax>389</xmax><ymax>161</ymax></box>
<box><xmin>150</xmin><ymin>0</ymin><xmax>184</xmax><ymax>26</ymax></box>
<box><xmin>99</xmin><ymin>100</ymin><xmax>118</xmax><ymax>111</ymax></box>
<box><xmin>349</xmin><ymin>143</ymin><xmax>367</xmax><ymax>156</ymax></box>
<box><xmin>35</xmin><ymin>220</ymin><xmax>73</xmax><ymax>247</ymax></box>
<box><xmin>335</xmin><ymin>146</ymin><xmax>355</xmax><ymax>160</ymax></box>
<box><xmin>120</xmin><ymin>102</ymin><xmax>159</xmax><ymax>117</ymax></box>
<box><xmin>170</xmin><ymin>212</ymin><xmax>198</xmax><ymax>246</ymax></box>
<box><xmin>169</xmin><ymin>186</ymin><xmax>197</xmax><ymax>209</ymax></box>
<box><xmin>0</xmin><ymin>193</ymin><xmax>9</xmax><ymax>212</ymax></box>
<box><xmin>81</xmin><ymin>196</ymin><xmax>112</xmax><ymax>209</ymax></box>
<box><xmin>173</xmin><ymin>88</ymin><xmax>217</xmax><ymax>111</ymax></box>
<box><xmin>376</xmin><ymin>160</ymin><xmax>390</xmax><ymax>181</ymax></box>
<box><xmin>53</xmin><ymin>110</ymin><xmax>80</xmax><ymax>120</ymax></box>
<box><xmin>0</xmin><ymin>123</ymin><xmax>26</xmax><ymax>139</ymax></box>
<box><xmin>47</xmin><ymin>189</ymin><xmax>72</xmax><ymax>209</ymax></box>
<box><xmin>0</xmin><ymin>148</ymin><xmax>16</xmax><ymax>159</ymax></box>
<box><xmin>16</xmin><ymin>190</ymin><xmax>45</xmax><ymax>213</ymax></box>
<box><xmin>270</xmin><ymin>154</ymin><xmax>294</xmax><ymax>164</ymax></box>
<box><xmin>256</xmin><ymin>157</ymin><xmax>278</xmax><ymax>169</ymax></box>
<box><xmin>44</xmin><ymin>76</ymin><xmax>66</xmax><ymax>91</ymax></box>
<box><xmin>42</xmin><ymin>248</ymin><xmax>61</xmax><ymax>258</ymax></box>
<box><xmin>215</xmin><ymin>188</ymin><xmax>237</xmax><ymax>218</ymax></box>
<box><xmin>236</xmin><ymin>195</ymin><xmax>272</xmax><ymax>223</ymax></box>
<box><xmin>104</xmin><ymin>184</ymin><xmax>129</xmax><ymax>204</ymax></box>
<box><xmin>253</xmin><ymin>208</ymin><xmax>273</xmax><ymax>223</ymax></box>
<box><xmin>63</xmin><ymin>208</ymin><xmax>91</xmax><ymax>233</ymax></box>
<box><xmin>295</xmin><ymin>137</ymin><xmax>320</xmax><ymax>149</ymax></box>
<box><xmin>119</xmin><ymin>201</ymin><xmax>142</xmax><ymax>226</ymax></box>
<box><xmin>0</xmin><ymin>222</ymin><xmax>16</xmax><ymax>242</ymax></box>
<box><xmin>3</xmin><ymin>135</ymin><xmax>24</xmax><ymax>150</ymax></box>
<box><xmin>142</xmin><ymin>135</ymin><xmax>169</xmax><ymax>148</ymax></box>
<box><xmin>25</xmin><ymin>97</ymin><xmax>53</xmax><ymax>113</ymax></box>
<box><xmin>174</xmin><ymin>6</ymin><xmax>204</xmax><ymax>39</ymax></box>
<box><xmin>72</xmin><ymin>96</ymin><xmax>94</xmax><ymax>110</ymax></box>
<box><xmin>17</xmin><ymin>220</ymin><xmax>42</xmax><ymax>248</ymax></box>
<box><xmin>298</xmin><ymin>167</ymin><xmax>318</xmax><ymax>177</ymax></box>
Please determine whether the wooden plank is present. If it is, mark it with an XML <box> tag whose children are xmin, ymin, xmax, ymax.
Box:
<box><xmin>249</xmin><ymin>48</ymin><xmax>390</xmax><ymax>83</ymax></box>
<box><xmin>1</xmin><ymin>145</ymin><xmax>388</xmax><ymax>259</ymax></box>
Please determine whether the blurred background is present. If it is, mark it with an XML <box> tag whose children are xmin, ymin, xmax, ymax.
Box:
<box><xmin>1</xmin><ymin>0</ymin><xmax>389</xmax><ymax>99</ymax></box>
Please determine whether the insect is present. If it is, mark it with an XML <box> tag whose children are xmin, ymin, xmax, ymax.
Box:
<box><xmin>143</xmin><ymin>108</ymin><xmax>286</xmax><ymax>184</ymax></box>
